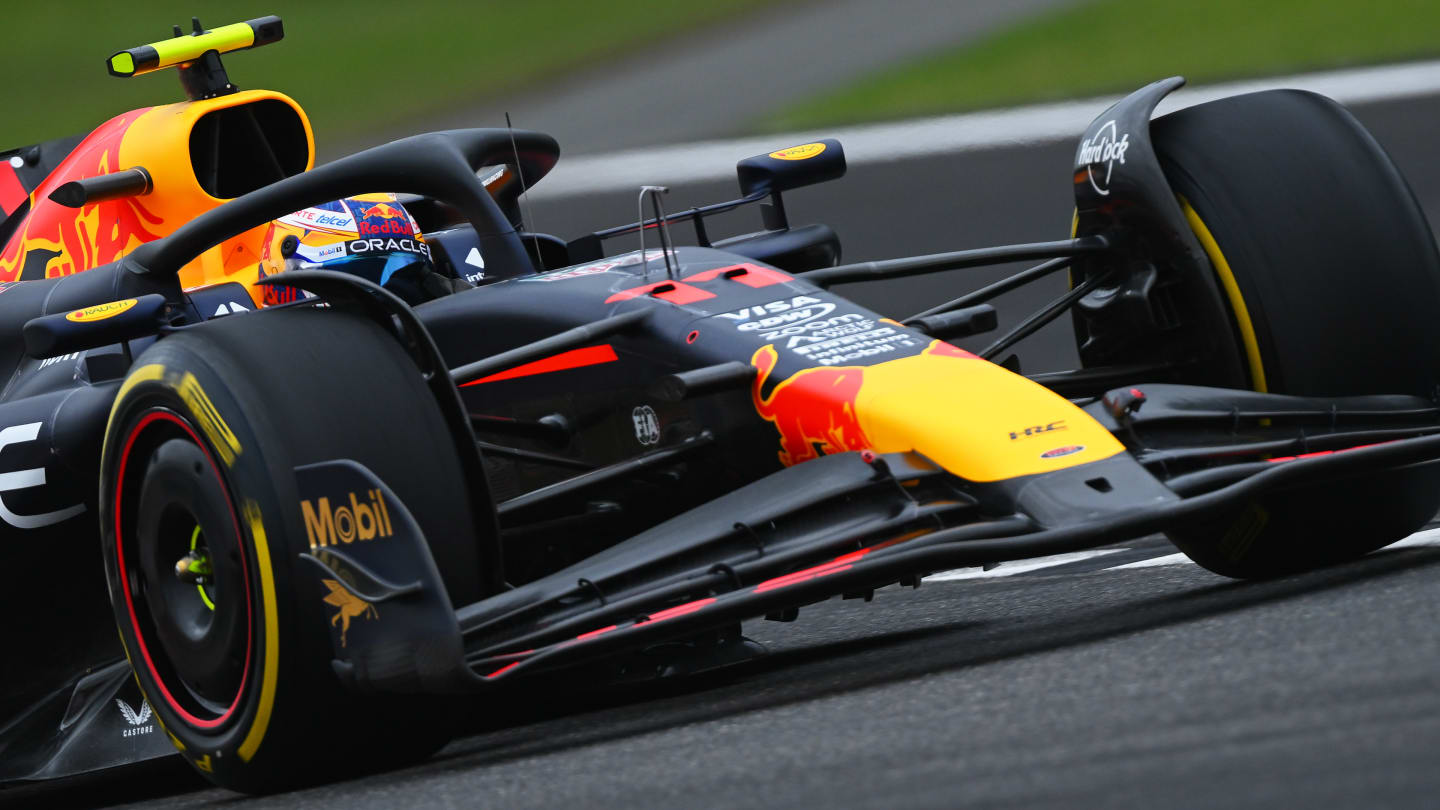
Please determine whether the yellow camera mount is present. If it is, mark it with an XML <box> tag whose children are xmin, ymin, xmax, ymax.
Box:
<box><xmin>107</xmin><ymin>15</ymin><xmax>284</xmax><ymax>100</ymax></box>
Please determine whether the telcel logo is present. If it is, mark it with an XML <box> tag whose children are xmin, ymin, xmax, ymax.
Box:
<box><xmin>302</xmin><ymin>489</ymin><xmax>394</xmax><ymax>549</ymax></box>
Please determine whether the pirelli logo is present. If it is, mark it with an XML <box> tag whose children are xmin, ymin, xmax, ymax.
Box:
<box><xmin>302</xmin><ymin>489</ymin><xmax>394</xmax><ymax>549</ymax></box>
<box><xmin>177</xmin><ymin>372</ymin><xmax>241</xmax><ymax>466</ymax></box>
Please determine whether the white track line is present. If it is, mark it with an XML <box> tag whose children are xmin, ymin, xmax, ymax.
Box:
<box><xmin>925</xmin><ymin>526</ymin><xmax>1440</xmax><ymax>582</ymax></box>
<box><xmin>925</xmin><ymin>548</ymin><xmax>1126</xmax><ymax>582</ymax></box>
<box><xmin>1108</xmin><ymin>552</ymin><xmax>1191</xmax><ymax>571</ymax></box>
<box><xmin>534</xmin><ymin>59</ymin><xmax>1440</xmax><ymax>198</ymax></box>
<box><xmin>1386</xmin><ymin>527</ymin><xmax>1440</xmax><ymax>550</ymax></box>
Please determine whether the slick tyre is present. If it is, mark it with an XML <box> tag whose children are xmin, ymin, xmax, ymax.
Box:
<box><xmin>101</xmin><ymin>307</ymin><xmax>475</xmax><ymax>793</ymax></box>
<box><xmin>1150</xmin><ymin>90</ymin><xmax>1440</xmax><ymax>578</ymax></box>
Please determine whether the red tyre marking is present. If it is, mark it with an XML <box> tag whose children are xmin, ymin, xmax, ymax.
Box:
<box><xmin>114</xmin><ymin>409</ymin><xmax>253</xmax><ymax>729</ymax></box>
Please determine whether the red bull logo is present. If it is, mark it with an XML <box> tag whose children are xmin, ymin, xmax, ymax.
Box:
<box><xmin>751</xmin><ymin>344</ymin><xmax>871</xmax><ymax>466</ymax></box>
<box><xmin>354</xmin><ymin>201</ymin><xmax>413</xmax><ymax>237</ymax></box>
<box><xmin>359</xmin><ymin>202</ymin><xmax>401</xmax><ymax>220</ymax></box>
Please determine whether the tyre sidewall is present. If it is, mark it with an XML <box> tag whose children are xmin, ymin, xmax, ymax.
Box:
<box><xmin>102</xmin><ymin>334</ymin><xmax>357</xmax><ymax>792</ymax></box>
<box><xmin>1153</xmin><ymin>90</ymin><xmax>1440</xmax><ymax>398</ymax></box>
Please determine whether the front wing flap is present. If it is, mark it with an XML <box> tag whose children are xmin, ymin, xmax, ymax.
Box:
<box><xmin>454</xmin><ymin>430</ymin><xmax>1440</xmax><ymax>686</ymax></box>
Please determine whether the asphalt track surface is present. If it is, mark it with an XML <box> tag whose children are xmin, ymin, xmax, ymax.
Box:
<box><xmin>9</xmin><ymin>94</ymin><xmax>1440</xmax><ymax>809</ymax></box>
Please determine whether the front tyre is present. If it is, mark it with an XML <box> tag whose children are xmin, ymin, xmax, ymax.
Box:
<box><xmin>1150</xmin><ymin>91</ymin><xmax>1440</xmax><ymax>577</ymax></box>
<box><xmin>102</xmin><ymin>308</ymin><xmax>474</xmax><ymax>792</ymax></box>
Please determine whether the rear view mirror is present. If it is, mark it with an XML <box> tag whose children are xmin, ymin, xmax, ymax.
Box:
<box><xmin>736</xmin><ymin>139</ymin><xmax>846</xmax><ymax>197</ymax></box>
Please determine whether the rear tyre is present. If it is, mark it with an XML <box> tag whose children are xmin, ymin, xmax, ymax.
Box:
<box><xmin>102</xmin><ymin>307</ymin><xmax>476</xmax><ymax>792</ymax></box>
<box><xmin>1147</xmin><ymin>90</ymin><xmax>1440</xmax><ymax>577</ymax></box>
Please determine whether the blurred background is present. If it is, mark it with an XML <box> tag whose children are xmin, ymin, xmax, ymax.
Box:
<box><xmin>5</xmin><ymin>0</ymin><xmax>1439</xmax><ymax>371</ymax></box>
<box><xmin>5</xmin><ymin>1</ymin><xmax>1436</xmax><ymax>154</ymax></box>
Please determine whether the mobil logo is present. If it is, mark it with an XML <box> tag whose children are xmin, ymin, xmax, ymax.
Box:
<box><xmin>301</xmin><ymin>488</ymin><xmax>395</xmax><ymax>549</ymax></box>
<box><xmin>750</xmin><ymin>344</ymin><xmax>871</xmax><ymax>466</ymax></box>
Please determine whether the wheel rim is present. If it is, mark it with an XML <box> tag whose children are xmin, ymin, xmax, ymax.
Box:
<box><xmin>114</xmin><ymin>408</ymin><xmax>254</xmax><ymax>729</ymax></box>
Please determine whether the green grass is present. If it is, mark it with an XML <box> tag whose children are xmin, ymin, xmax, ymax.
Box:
<box><xmin>2</xmin><ymin>1</ymin><xmax>773</xmax><ymax>149</ymax></box>
<box><xmin>764</xmin><ymin>0</ymin><xmax>1440</xmax><ymax>131</ymax></box>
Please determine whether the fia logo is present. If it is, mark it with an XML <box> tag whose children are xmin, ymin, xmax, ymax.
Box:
<box><xmin>115</xmin><ymin>698</ymin><xmax>154</xmax><ymax>738</ymax></box>
<box><xmin>632</xmin><ymin>405</ymin><xmax>661</xmax><ymax>446</ymax></box>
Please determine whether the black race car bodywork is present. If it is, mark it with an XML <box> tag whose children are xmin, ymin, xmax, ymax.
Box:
<box><xmin>5</xmin><ymin>29</ymin><xmax>1440</xmax><ymax>793</ymax></box>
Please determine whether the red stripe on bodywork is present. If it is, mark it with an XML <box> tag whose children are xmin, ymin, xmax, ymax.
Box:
<box><xmin>484</xmin><ymin>661</ymin><xmax>523</xmax><ymax>679</ymax></box>
<box><xmin>754</xmin><ymin>549</ymin><xmax>872</xmax><ymax>593</ymax></box>
<box><xmin>645</xmin><ymin>597</ymin><xmax>717</xmax><ymax>623</ymax></box>
<box><xmin>605</xmin><ymin>281</ymin><xmax>715</xmax><ymax>305</ymax></box>
<box><xmin>460</xmin><ymin>344</ymin><xmax>618</xmax><ymax>386</ymax></box>
<box><xmin>574</xmin><ymin>624</ymin><xmax>618</xmax><ymax>642</ymax></box>
<box><xmin>0</xmin><ymin>163</ymin><xmax>26</xmax><ymax>217</ymax></box>
<box><xmin>1267</xmin><ymin>441</ymin><xmax>1388</xmax><ymax>464</ymax></box>
<box><xmin>683</xmin><ymin>263</ymin><xmax>790</xmax><ymax>288</ymax></box>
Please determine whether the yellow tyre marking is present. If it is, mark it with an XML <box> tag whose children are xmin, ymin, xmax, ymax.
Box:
<box><xmin>1067</xmin><ymin>208</ymin><xmax>1078</xmax><ymax>288</ymax></box>
<box><xmin>178</xmin><ymin>372</ymin><xmax>242</xmax><ymax>466</ymax></box>
<box><xmin>237</xmin><ymin>500</ymin><xmax>279</xmax><ymax>763</ymax></box>
<box><xmin>105</xmin><ymin>363</ymin><xmax>166</xmax><ymax>435</ymax></box>
<box><xmin>1179</xmin><ymin>195</ymin><xmax>1268</xmax><ymax>392</ymax></box>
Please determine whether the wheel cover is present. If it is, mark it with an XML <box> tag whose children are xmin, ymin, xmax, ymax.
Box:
<box><xmin>114</xmin><ymin>408</ymin><xmax>254</xmax><ymax>730</ymax></box>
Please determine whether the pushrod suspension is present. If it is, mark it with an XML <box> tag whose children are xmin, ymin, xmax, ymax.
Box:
<box><xmin>978</xmin><ymin>270</ymin><xmax>1112</xmax><ymax>361</ymax></box>
<box><xmin>800</xmin><ymin>235</ymin><xmax>1108</xmax><ymax>288</ymax></box>
<box><xmin>904</xmin><ymin>256</ymin><xmax>1074</xmax><ymax>323</ymax></box>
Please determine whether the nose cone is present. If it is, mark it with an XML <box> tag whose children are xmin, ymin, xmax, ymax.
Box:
<box><xmin>752</xmin><ymin>339</ymin><xmax>1125</xmax><ymax>482</ymax></box>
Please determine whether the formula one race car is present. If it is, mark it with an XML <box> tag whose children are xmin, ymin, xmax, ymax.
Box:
<box><xmin>5</xmin><ymin>16</ymin><xmax>1440</xmax><ymax>794</ymax></box>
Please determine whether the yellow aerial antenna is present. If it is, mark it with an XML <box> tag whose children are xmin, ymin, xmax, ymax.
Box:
<box><xmin>107</xmin><ymin>15</ymin><xmax>284</xmax><ymax>100</ymax></box>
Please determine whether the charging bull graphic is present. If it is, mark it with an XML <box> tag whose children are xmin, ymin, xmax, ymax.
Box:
<box><xmin>752</xmin><ymin>338</ymin><xmax>1123</xmax><ymax>480</ymax></box>
<box><xmin>358</xmin><ymin>202</ymin><xmax>401</xmax><ymax>220</ymax></box>
<box><xmin>751</xmin><ymin>344</ymin><xmax>873</xmax><ymax>466</ymax></box>
<box><xmin>0</xmin><ymin>111</ymin><xmax>166</xmax><ymax>281</ymax></box>
<box><xmin>753</xmin><ymin>339</ymin><xmax>1070</xmax><ymax>477</ymax></box>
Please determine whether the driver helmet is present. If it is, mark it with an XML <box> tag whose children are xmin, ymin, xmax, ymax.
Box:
<box><xmin>257</xmin><ymin>192</ymin><xmax>467</xmax><ymax>306</ymax></box>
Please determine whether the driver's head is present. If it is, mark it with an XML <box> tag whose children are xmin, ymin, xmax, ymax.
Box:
<box><xmin>258</xmin><ymin>193</ymin><xmax>466</xmax><ymax>306</ymax></box>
